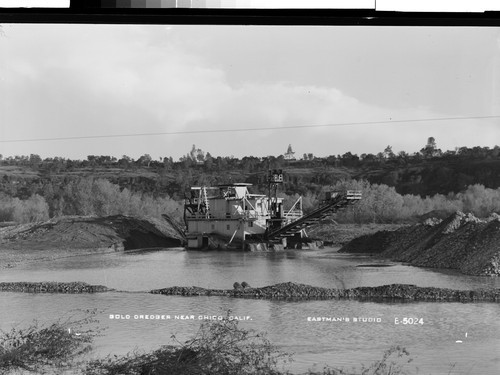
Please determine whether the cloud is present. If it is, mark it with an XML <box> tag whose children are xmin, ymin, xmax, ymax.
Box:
<box><xmin>1</xmin><ymin>24</ymin><xmax>498</xmax><ymax>160</ymax></box>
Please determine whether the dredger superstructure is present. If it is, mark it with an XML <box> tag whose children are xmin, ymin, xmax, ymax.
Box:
<box><xmin>183</xmin><ymin>170</ymin><xmax>361</xmax><ymax>249</ymax></box>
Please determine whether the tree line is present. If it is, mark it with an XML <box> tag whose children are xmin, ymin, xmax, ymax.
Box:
<box><xmin>1</xmin><ymin>177</ymin><xmax>498</xmax><ymax>225</ymax></box>
<box><xmin>0</xmin><ymin>178</ymin><xmax>182</xmax><ymax>224</ymax></box>
<box><xmin>322</xmin><ymin>180</ymin><xmax>500</xmax><ymax>223</ymax></box>
<box><xmin>1</xmin><ymin>138</ymin><xmax>500</xmax><ymax>224</ymax></box>
<box><xmin>1</xmin><ymin>140</ymin><xmax>499</xmax><ymax>174</ymax></box>
<box><xmin>279</xmin><ymin>180</ymin><xmax>500</xmax><ymax>224</ymax></box>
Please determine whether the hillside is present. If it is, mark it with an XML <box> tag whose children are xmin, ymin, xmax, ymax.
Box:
<box><xmin>339</xmin><ymin>212</ymin><xmax>500</xmax><ymax>276</ymax></box>
<box><xmin>1</xmin><ymin>153</ymin><xmax>500</xmax><ymax>200</ymax></box>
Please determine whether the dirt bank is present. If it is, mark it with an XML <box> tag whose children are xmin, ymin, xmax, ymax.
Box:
<box><xmin>339</xmin><ymin>212</ymin><xmax>500</xmax><ymax>276</ymax></box>
<box><xmin>0</xmin><ymin>215</ymin><xmax>185</xmax><ymax>267</ymax></box>
<box><xmin>150</xmin><ymin>282</ymin><xmax>500</xmax><ymax>302</ymax></box>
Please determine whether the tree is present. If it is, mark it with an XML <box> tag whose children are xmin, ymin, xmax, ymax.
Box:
<box><xmin>137</xmin><ymin>154</ymin><xmax>152</xmax><ymax>167</ymax></box>
<box><xmin>196</xmin><ymin>151</ymin><xmax>205</xmax><ymax>163</ymax></box>
<box><xmin>12</xmin><ymin>194</ymin><xmax>50</xmax><ymax>223</ymax></box>
<box><xmin>492</xmin><ymin>145</ymin><xmax>500</xmax><ymax>157</ymax></box>
<box><xmin>91</xmin><ymin>179</ymin><xmax>121</xmax><ymax>216</ymax></box>
<box><xmin>188</xmin><ymin>144</ymin><xmax>205</xmax><ymax>163</ymax></box>
<box><xmin>202</xmin><ymin>153</ymin><xmax>213</xmax><ymax>170</ymax></box>
<box><xmin>179</xmin><ymin>154</ymin><xmax>194</xmax><ymax>168</ymax></box>
<box><xmin>340</xmin><ymin>152</ymin><xmax>359</xmax><ymax>167</ymax></box>
<box><xmin>383</xmin><ymin>145</ymin><xmax>395</xmax><ymax>159</ymax></box>
<box><xmin>458</xmin><ymin>184</ymin><xmax>500</xmax><ymax>217</ymax></box>
<box><xmin>162</xmin><ymin>156</ymin><xmax>174</xmax><ymax>170</ymax></box>
<box><xmin>396</xmin><ymin>151</ymin><xmax>409</xmax><ymax>165</ymax></box>
<box><xmin>62</xmin><ymin>178</ymin><xmax>95</xmax><ymax>215</ymax></box>
<box><xmin>361</xmin><ymin>153</ymin><xmax>376</xmax><ymax>164</ymax></box>
<box><xmin>29</xmin><ymin>154</ymin><xmax>42</xmax><ymax>169</ymax></box>
<box><xmin>118</xmin><ymin>155</ymin><xmax>132</xmax><ymax>169</ymax></box>
<box><xmin>87</xmin><ymin>155</ymin><xmax>97</xmax><ymax>167</ymax></box>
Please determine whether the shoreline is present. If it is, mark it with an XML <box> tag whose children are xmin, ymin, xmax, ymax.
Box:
<box><xmin>0</xmin><ymin>247</ymin><xmax>120</xmax><ymax>269</ymax></box>
<box><xmin>0</xmin><ymin>218</ymin><xmax>398</xmax><ymax>268</ymax></box>
<box><xmin>0</xmin><ymin>246</ymin><xmax>186</xmax><ymax>269</ymax></box>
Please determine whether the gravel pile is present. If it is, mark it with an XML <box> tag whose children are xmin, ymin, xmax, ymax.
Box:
<box><xmin>339</xmin><ymin>211</ymin><xmax>500</xmax><ymax>276</ymax></box>
<box><xmin>347</xmin><ymin>284</ymin><xmax>500</xmax><ymax>302</ymax></box>
<box><xmin>150</xmin><ymin>282</ymin><xmax>500</xmax><ymax>302</ymax></box>
<box><xmin>0</xmin><ymin>215</ymin><xmax>184</xmax><ymax>254</ymax></box>
<box><xmin>0</xmin><ymin>281</ymin><xmax>110</xmax><ymax>293</ymax></box>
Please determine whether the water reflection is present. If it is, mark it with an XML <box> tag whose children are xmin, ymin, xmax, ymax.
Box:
<box><xmin>1</xmin><ymin>248</ymin><xmax>499</xmax><ymax>292</ymax></box>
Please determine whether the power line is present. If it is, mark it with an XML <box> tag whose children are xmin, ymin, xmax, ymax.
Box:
<box><xmin>1</xmin><ymin>115</ymin><xmax>499</xmax><ymax>143</ymax></box>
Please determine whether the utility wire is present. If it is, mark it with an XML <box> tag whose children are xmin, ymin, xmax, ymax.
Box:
<box><xmin>1</xmin><ymin>115</ymin><xmax>499</xmax><ymax>143</ymax></box>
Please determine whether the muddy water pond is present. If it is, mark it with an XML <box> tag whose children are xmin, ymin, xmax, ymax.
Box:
<box><xmin>1</xmin><ymin>248</ymin><xmax>499</xmax><ymax>374</ymax></box>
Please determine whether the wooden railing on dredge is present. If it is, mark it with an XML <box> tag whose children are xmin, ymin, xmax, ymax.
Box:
<box><xmin>265</xmin><ymin>190</ymin><xmax>362</xmax><ymax>242</ymax></box>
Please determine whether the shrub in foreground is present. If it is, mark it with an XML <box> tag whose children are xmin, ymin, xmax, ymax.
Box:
<box><xmin>0</xmin><ymin>310</ymin><xmax>100</xmax><ymax>374</ymax></box>
<box><xmin>308</xmin><ymin>346</ymin><xmax>413</xmax><ymax>375</ymax></box>
<box><xmin>84</xmin><ymin>314</ymin><xmax>292</xmax><ymax>375</ymax></box>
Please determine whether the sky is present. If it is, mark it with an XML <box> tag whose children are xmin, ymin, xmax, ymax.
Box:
<box><xmin>0</xmin><ymin>23</ymin><xmax>499</xmax><ymax>161</ymax></box>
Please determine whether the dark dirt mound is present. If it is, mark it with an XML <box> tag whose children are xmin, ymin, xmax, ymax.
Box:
<box><xmin>339</xmin><ymin>211</ymin><xmax>500</xmax><ymax>276</ymax></box>
<box><xmin>0</xmin><ymin>215</ymin><xmax>186</xmax><ymax>266</ymax></box>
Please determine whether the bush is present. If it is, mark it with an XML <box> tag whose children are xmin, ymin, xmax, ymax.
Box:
<box><xmin>57</xmin><ymin>178</ymin><xmax>183</xmax><ymax>221</ymax></box>
<box><xmin>308</xmin><ymin>345</ymin><xmax>413</xmax><ymax>375</ymax></box>
<box><xmin>457</xmin><ymin>184</ymin><xmax>500</xmax><ymax>217</ymax></box>
<box><xmin>0</xmin><ymin>195</ymin><xmax>15</xmax><ymax>222</ymax></box>
<box><xmin>0</xmin><ymin>310</ymin><xmax>100</xmax><ymax>374</ymax></box>
<box><xmin>84</xmin><ymin>313</ymin><xmax>292</xmax><ymax>375</ymax></box>
<box><xmin>0</xmin><ymin>194</ymin><xmax>49</xmax><ymax>224</ymax></box>
<box><xmin>13</xmin><ymin>194</ymin><xmax>50</xmax><ymax>223</ymax></box>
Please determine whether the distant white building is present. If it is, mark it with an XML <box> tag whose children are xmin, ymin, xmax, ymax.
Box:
<box><xmin>284</xmin><ymin>144</ymin><xmax>296</xmax><ymax>161</ymax></box>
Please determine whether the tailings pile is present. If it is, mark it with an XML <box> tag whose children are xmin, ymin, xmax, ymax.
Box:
<box><xmin>339</xmin><ymin>212</ymin><xmax>500</xmax><ymax>276</ymax></box>
<box><xmin>150</xmin><ymin>282</ymin><xmax>500</xmax><ymax>302</ymax></box>
<box><xmin>0</xmin><ymin>215</ymin><xmax>185</xmax><ymax>257</ymax></box>
<box><xmin>0</xmin><ymin>281</ymin><xmax>109</xmax><ymax>293</ymax></box>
